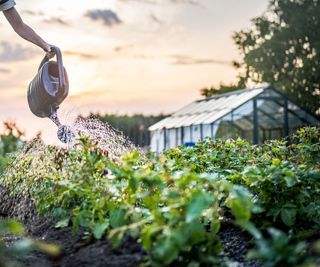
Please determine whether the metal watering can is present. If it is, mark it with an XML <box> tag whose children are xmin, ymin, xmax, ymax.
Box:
<box><xmin>28</xmin><ymin>46</ymin><xmax>68</xmax><ymax>118</ymax></box>
<box><xmin>28</xmin><ymin>46</ymin><xmax>74</xmax><ymax>143</ymax></box>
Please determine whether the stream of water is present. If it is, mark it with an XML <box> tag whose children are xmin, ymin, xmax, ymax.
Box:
<box><xmin>48</xmin><ymin>111</ymin><xmax>137</xmax><ymax>160</ymax></box>
<box><xmin>49</xmin><ymin>111</ymin><xmax>75</xmax><ymax>144</ymax></box>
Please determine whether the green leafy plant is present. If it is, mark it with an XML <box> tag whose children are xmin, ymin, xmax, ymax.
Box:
<box><xmin>165</xmin><ymin>128</ymin><xmax>320</xmax><ymax>229</ymax></box>
<box><xmin>247</xmin><ymin>228</ymin><xmax>318</xmax><ymax>267</ymax></box>
<box><xmin>1</xmin><ymin>127</ymin><xmax>319</xmax><ymax>266</ymax></box>
<box><xmin>0</xmin><ymin>122</ymin><xmax>24</xmax><ymax>174</ymax></box>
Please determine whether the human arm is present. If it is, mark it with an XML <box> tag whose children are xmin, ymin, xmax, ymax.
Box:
<box><xmin>3</xmin><ymin>7</ymin><xmax>54</xmax><ymax>57</ymax></box>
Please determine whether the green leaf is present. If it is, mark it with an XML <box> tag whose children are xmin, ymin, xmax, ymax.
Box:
<box><xmin>152</xmin><ymin>234</ymin><xmax>179</xmax><ymax>265</ymax></box>
<box><xmin>129</xmin><ymin>177</ymin><xmax>138</xmax><ymax>192</ymax></box>
<box><xmin>141</xmin><ymin>225</ymin><xmax>163</xmax><ymax>249</ymax></box>
<box><xmin>186</xmin><ymin>192</ymin><xmax>212</xmax><ymax>223</ymax></box>
<box><xmin>33</xmin><ymin>241</ymin><xmax>61</xmax><ymax>256</ymax></box>
<box><xmin>55</xmin><ymin>218</ymin><xmax>69</xmax><ymax>228</ymax></box>
<box><xmin>272</xmin><ymin>158</ymin><xmax>281</xmax><ymax>166</ymax></box>
<box><xmin>183</xmin><ymin>221</ymin><xmax>206</xmax><ymax>244</ymax></box>
<box><xmin>280</xmin><ymin>205</ymin><xmax>297</xmax><ymax>226</ymax></box>
<box><xmin>110</xmin><ymin>208</ymin><xmax>126</xmax><ymax>228</ymax></box>
<box><xmin>237</xmin><ymin>220</ymin><xmax>262</xmax><ymax>240</ymax></box>
<box><xmin>78</xmin><ymin>211</ymin><xmax>92</xmax><ymax>227</ymax></box>
<box><xmin>109</xmin><ymin>229</ymin><xmax>125</xmax><ymax>248</ymax></box>
<box><xmin>314</xmin><ymin>240</ymin><xmax>320</xmax><ymax>253</ymax></box>
<box><xmin>284</xmin><ymin>176</ymin><xmax>296</xmax><ymax>187</ymax></box>
<box><xmin>227</xmin><ymin>186</ymin><xmax>253</xmax><ymax>221</ymax></box>
<box><xmin>1</xmin><ymin>220</ymin><xmax>25</xmax><ymax>236</ymax></box>
<box><xmin>93</xmin><ymin>221</ymin><xmax>109</xmax><ymax>239</ymax></box>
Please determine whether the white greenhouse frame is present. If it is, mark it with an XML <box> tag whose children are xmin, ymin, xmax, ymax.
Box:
<box><xmin>149</xmin><ymin>85</ymin><xmax>320</xmax><ymax>153</ymax></box>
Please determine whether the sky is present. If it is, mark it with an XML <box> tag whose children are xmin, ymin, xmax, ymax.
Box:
<box><xmin>0</xmin><ymin>0</ymin><xmax>269</xmax><ymax>142</ymax></box>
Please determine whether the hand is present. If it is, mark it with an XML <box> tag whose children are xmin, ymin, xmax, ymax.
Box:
<box><xmin>43</xmin><ymin>43</ymin><xmax>55</xmax><ymax>58</ymax></box>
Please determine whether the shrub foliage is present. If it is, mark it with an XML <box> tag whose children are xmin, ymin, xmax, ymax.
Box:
<box><xmin>1</xmin><ymin>127</ymin><xmax>319</xmax><ymax>266</ymax></box>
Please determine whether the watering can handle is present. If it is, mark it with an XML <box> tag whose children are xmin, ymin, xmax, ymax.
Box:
<box><xmin>38</xmin><ymin>46</ymin><xmax>67</xmax><ymax>92</ymax></box>
<box><xmin>38</xmin><ymin>54</ymin><xmax>49</xmax><ymax>71</ymax></box>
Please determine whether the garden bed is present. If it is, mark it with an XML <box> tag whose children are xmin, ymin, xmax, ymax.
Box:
<box><xmin>0</xmin><ymin>185</ymin><xmax>259</xmax><ymax>267</ymax></box>
<box><xmin>1</xmin><ymin>127</ymin><xmax>319</xmax><ymax>266</ymax></box>
<box><xmin>0</xmin><ymin>185</ymin><xmax>144</xmax><ymax>267</ymax></box>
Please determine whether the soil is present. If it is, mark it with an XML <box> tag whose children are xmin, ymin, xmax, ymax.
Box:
<box><xmin>218</xmin><ymin>221</ymin><xmax>260</xmax><ymax>267</ymax></box>
<box><xmin>0</xmin><ymin>185</ymin><xmax>261</xmax><ymax>267</ymax></box>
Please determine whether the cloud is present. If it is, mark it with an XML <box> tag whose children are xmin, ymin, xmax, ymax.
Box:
<box><xmin>119</xmin><ymin>0</ymin><xmax>201</xmax><ymax>6</ymax></box>
<box><xmin>22</xmin><ymin>10</ymin><xmax>44</xmax><ymax>16</ymax></box>
<box><xmin>170</xmin><ymin>0</ymin><xmax>201</xmax><ymax>6</ymax></box>
<box><xmin>119</xmin><ymin>0</ymin><xmax>201</xmax><ymax>5</ymax></box>
<box><xmin>85</xmin><ymin>9</ymin><xmax>122</xmax><ymax>27</ymax></box>
<box><xmin>150</xmin><ymin>14</ymin><xmax>163</xmax><ymax>24</ymax></box>
<box><xmin>118</xmin><ymin>0</ymin><xmax>157</xmax><ymax>4</ymax></box>
<box><xmin>134</xmin><ymin>54</ymin><xmax>156</xmax><ymax>60</ymax></box>
<box><xmin>43</xmin><ymin>17</ymin><xmax>69</xmax><ymax>26</ymax></box>
<box><xmin>0</xmin><ymin>42</ymin><xmax>38</xmax><ymax>62</ymax></box>
<box><xmin>170</xmin><ymin>55</ymin><xmax>230</xmax><ymax>65</ymax></box>
<box><xmin>64</xmin><ymin>51</ymin><xmax>97</xmax><ymax>59</ymax></box>
<box><xmin>114</xmin><ymin>46</ymin><xmax>123</xmax><ymax>53</ymax></box>
<box><xmin>0</xmin><ymin>67</ymin><xmax>11</xmax><ymax>74</ymax></box>
<box><xmin>113</xmin><ymin>44</ymin><xmax>133</xmax><ymax>53</ymax></box>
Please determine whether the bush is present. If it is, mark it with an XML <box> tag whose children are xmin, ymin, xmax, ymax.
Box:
<box><xmin>0</xmin><ymin>122</ymin><xmax>24</xmax><ymax>174</ymax></box>
<box><xmin>1</xmin><ymin>127</ymin><xmax>319</xmax><ymax>266</ymax></box>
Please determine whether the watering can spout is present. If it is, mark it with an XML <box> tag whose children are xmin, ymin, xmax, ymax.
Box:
<box><xmin>49</xmin><ymin>111</ymin><xmax>75</xmax><ymax>143</ymax></box>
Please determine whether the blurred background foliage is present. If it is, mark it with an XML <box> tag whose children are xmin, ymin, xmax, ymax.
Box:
<box><xmin>85</xmin><ymin>113</ymin><xmax>168</xmax><ymax>147</ymax></box>
<box><xmin>0</xmin><ymin>122</ymin><xmax>24</xmax><ymax>174</ymax></box>
<box><xmin>232</xmin><ymin>0</ymin><xmax>320</xmax><ymax>116</ymax></box>
<box><xmin>201</xmin><ymin>0</ymin><xmax>320</xmax><ymax>118</ymax></box>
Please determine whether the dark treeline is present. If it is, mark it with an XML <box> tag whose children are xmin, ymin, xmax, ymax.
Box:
<box><xmin>87</xmin><ymin>113</ymin><xmax>168</xmax><ymax>147</ymax></box>
<box><xmin>200</xmin><ymin>83</ymin><xmax>240</xmax><ymax>97</ymax></box>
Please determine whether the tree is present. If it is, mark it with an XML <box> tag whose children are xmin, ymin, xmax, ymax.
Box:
<box><xmin>87</xmin><ymin>113</ymin><xmax>168</xmax><ymax>147</ymax></box>
<box><xmin>233</xmin><ymin>0</ymin><xmax>320</xmax><ymax>116</ymax></box>
<box><xmin>200</xmin><ymin>82</ymin><xmax>242</xmax><ymax>98</ymax></box>
<box><xmin>0</xmin><ymin>121</ymin><xmax>24</xmax><ymax>173</ymax></box>
<box><xmin>0</xmin><ymin>121</ymin><xmax>24</xmax><ymax>155</ymax></box>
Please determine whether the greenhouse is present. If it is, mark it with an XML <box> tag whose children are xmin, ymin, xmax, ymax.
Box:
<box><xmin>149</xmin><ymin>84</ymin><xmax>320</xmax><ymax>153</ymax></box>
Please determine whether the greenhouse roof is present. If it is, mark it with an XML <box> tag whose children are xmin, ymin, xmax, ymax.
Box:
<box><xmin>149</xmin><ymin>84</ymin><xmax>269</xmax><ymax>131</ymax></box>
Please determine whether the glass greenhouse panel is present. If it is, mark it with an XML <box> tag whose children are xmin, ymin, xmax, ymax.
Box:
<box><xmin>174</xmin><ymin>102</ymin><xmax>198</xmax><ymax>116</ymax></box>
<box><xmin>233</xmin><ymin>119</ymin><xmax>253</xmax><ymax>130</ymax></box>
<box><xmin>175</xmin><ymin>128</ymin><xmax>182</xmax><ymax>146</ymax></box>
<box><xmin>207</xmin><ymin>96</ymin><xmax>228</xmax><ymax>111</ymax></box>
<box><xmin>232</xmin><ymin>100</ymin><xmax>253</xmax><ymax>121</ymax></box>
<box><xmin>191</xmin><ymin>125</ymin><xmax>201</xmax><ymax>142</ymax></box>
<box><xmin>167</xmin><ymin>129</ymin><xmax>177</xmax><ymax>149</ymax></box>
<box><xmin>202</xmin><ymin>124</ymin><xmax>211</xmax><ymax>139</ymax></box>
<box><xmin>188</xmin><ymin>100</ymin><xmax>215</xmax><ymax>114</ymax></box>
<box><xmin>258</xmin><ymin>88</ymin><xmax>282</xmax><ymax>98</ymax></box>
<box><xmin>215</xmin><ymin>121</ymin><xmax>239</xmax><ymax>140</ymax></box>
<box><xmin>183</xmin><ymin>126</ymin><xmax>191</xmax><ymax>144</ymax></box>
<box><xmin>202</xmin><ymin>109</ymin><xmax>232</xmax><ymax>124</ymax></box>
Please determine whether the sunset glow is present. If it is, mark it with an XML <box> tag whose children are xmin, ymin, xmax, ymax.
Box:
<box><xmin>0</xmin><ymin>0</ymin><xmax>269</xmax><ymax>141</ymax></box>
